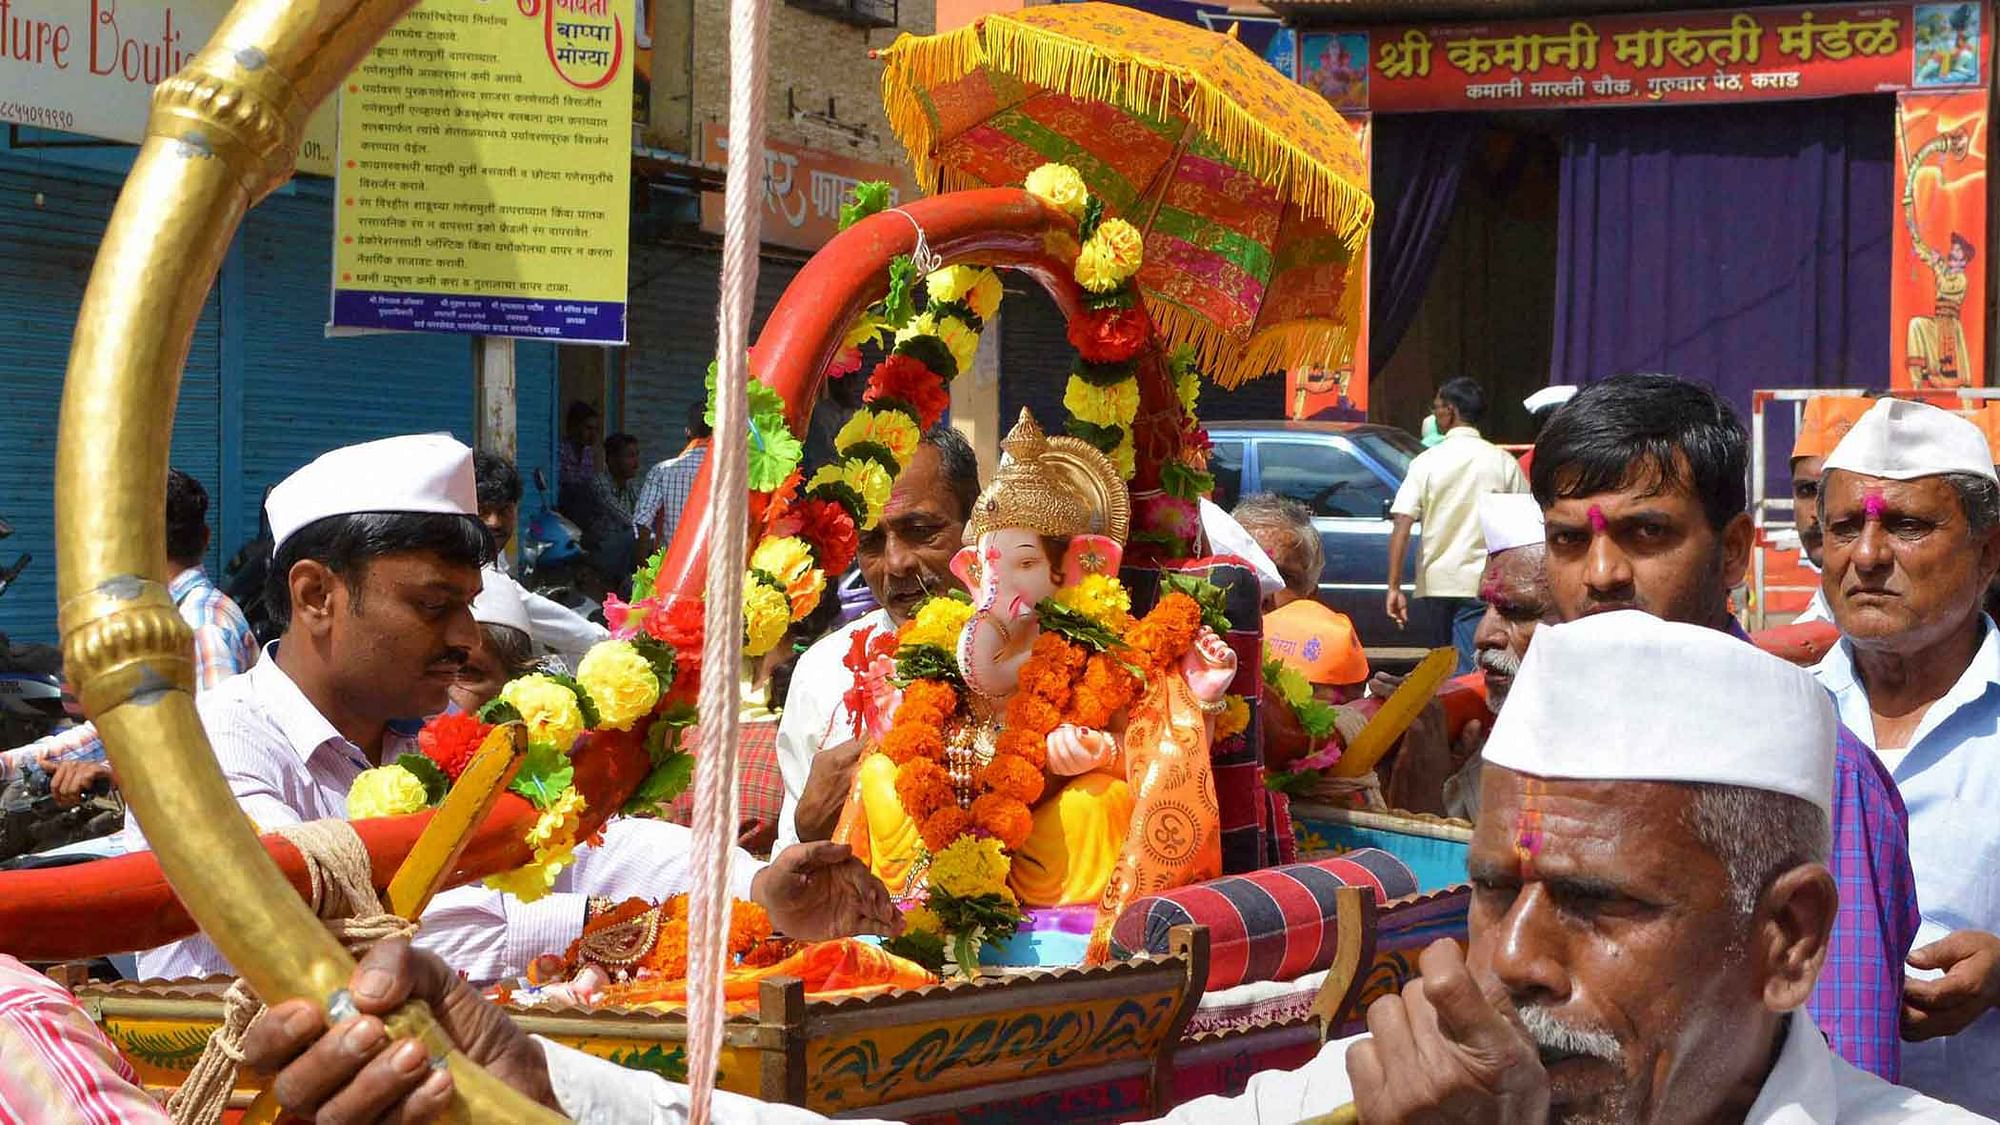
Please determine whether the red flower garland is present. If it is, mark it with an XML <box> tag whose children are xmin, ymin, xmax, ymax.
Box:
<box><xmin>418</xmin><ymin>712</ymin><xmax>493</xmax><ymax>782</ymax></box>
<box><xmin>865</xmin><ymin>354</ymin><xmax>952</xmax><ymax>431</ymax></box>
<box><xmin>1068</xmin><ymin>306</ymin><xmax>1150</xmax><ymax>365</ymax></box>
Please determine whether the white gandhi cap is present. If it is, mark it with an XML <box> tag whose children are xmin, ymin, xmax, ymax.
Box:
<box><xmin>472</xmin><ymin>568</ymin><xmax>532</xmax><ymax>637</ymax></box>
<box><xmin>1822</xmin><ymin>398</ymin><xmax>1998</xmax><ymax>484</ymax></box>
<box><xmin>1478</xmin><ymin>493</ymin><xmax>1544</xmax><ymax>556</ymax></box>
<box><xmin>1523</xmin><ymin>385</ymin><xmax>1578</xmax><ymax>415</ymax></box>
<box><xmin>266</xmin><ymin>433</ymin><xmax>480</xmax><ymax>553</ymax></box>
<box><xmin>1482</xmin><ymin>610</ymin><xmax>1836</xmax><ymax>815</ymax></box>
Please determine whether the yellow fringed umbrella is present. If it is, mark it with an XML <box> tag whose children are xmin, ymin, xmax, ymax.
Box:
<box><xmin>879</xmin><ymin>2</ymin><xmax>1372</xmax><ymax>388</ymax></box>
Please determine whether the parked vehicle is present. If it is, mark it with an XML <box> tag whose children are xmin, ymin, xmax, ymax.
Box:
<box><xmin>522</xmin><ymin>469</ymin><xmax>605</xmax><ymax>624</ymax></box>
<box><xmin>0</xmin><ymin>518</ymin><xmax>68</xmax><ymax>748</ymax></box>
<box><xmin>1205</xmin><ymin>421</ymin><xmax>1446</xmax><ymax>650</ymax></box>
<box><xmin>832</xmin><ymin>421</ymin><xmax>1447</xmax><ymax>650</ymax></box>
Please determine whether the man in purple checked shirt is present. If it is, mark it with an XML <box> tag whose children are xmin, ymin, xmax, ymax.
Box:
<box><xmin>1526</xmin><ymin>373</ymin><xmax>1921</xmax><ymax>1082</ymax></box>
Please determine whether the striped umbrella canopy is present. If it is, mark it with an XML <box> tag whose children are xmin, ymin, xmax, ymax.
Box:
<box><xmin>878</xmin><ymin>2</ymin><xmax>1373</xmax><ymax>388</ymax></box>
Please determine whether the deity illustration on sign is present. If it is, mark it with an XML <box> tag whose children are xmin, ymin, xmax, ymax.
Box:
<box><xmin>1913</xmin><ymin>3</ymin><xmax>1982</xmax><ymax>86</ymax></box>
<box><xmin>1300</xmin><ymin>33</ymin><xmax>1369</xmax><ymax>110</ymax></box>
<box><xmin>1903</xmin><ymin>125</ymin><xmax>1975</xmax><ymax>388</ymax></box>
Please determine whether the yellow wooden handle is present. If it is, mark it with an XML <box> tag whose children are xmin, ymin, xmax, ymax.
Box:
<box><xmin>1331</xmin><ymin>647</ymin><xmax>1456</xmax><ymax>778</ymax></box>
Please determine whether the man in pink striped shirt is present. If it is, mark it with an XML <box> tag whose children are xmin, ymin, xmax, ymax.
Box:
<box><xmin>129</xmin><ymin>435</ymin><xmax>896</xmax><ymax>984</ymax></box>
<box><xmin>0</xmin><ymin>955</ymin><xmax>164</xmax><ymax>1123</ymax></box>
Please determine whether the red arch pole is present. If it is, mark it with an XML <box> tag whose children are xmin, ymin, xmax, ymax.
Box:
<box><xmin>0</xmin><ymin>729</ymin><xmax>650</xmax><ymax>962</ymax></box>
<box><xmin>650</xmin><ymin>187</ymin><xmax>1186</xmax><ymax>606</ymax></box>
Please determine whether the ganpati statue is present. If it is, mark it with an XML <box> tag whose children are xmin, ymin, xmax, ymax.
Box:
<box><xmin>838</xmin><ymin>411</ymin><xmax>1238</xmax><ymax>957</ymax></box>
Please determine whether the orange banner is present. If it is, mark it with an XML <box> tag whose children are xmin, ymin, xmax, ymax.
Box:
<box><xmin>1892</xmin><ymin>90</ymin><xmax>1988</xmax><ymax>390</ymax></box>
<box><xmin>1289</xmin><ymin>113</ymin><xmax>1371</xmax><ymax>420</ymax></box>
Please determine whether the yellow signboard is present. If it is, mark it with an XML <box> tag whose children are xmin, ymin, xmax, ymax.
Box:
<box><xmin>332</xmin><ymin>0</ymin><xmax>634</xmax><ymax>343</ymax></box>
<box><xmin>0</xmin><ymin>0</ymin><xmax>337</xmax><ymax>175</ymax></box>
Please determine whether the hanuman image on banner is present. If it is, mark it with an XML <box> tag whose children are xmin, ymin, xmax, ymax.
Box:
<box><xmin>1894</xmin><ymin>89</ymin><xmax>1987</xmax><ymax>392</ymax></box>
<box><xmin>1904</xmin><ymin>126</ymin><xmax>1976</xmax><ymax>388</ymax></box>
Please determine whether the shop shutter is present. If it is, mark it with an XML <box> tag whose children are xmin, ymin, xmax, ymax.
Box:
<box><xmin>233</xmin><ymin>189</ymin><xmax>558</xmax><ymax>552</ymax></box>
<box><xmin>622</xmin><ymin>244</ymin><xmax>801</xmax><ymax>465</ymax></box>
<box><xmin>0</xmin><ymin>155</ymin><xmax>222</xmax><ymax>643</ymax></box>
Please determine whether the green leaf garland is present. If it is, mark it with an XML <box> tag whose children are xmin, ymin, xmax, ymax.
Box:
<box><xmin>510</xmin><ymin>741</ymin><xmax>576</xmax><ymax>810</ymax></box>
<box><xmin>838</xmin><ymin>181</ymin><xmax>893</xmax><ymax>231</ymax></box>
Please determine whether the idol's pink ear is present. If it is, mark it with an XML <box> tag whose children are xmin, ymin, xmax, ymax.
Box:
<box><xmin>950</xmin><ymin>546</ymin><xmax>982</xmax><ymax>596</ymax></box>
<box><xmin>1062</xmin><ymin>534</ymin><xmax>1124</xmax><ymax>586</ymax></box>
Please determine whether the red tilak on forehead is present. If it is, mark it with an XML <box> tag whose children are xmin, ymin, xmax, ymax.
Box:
<box><xmin>1514</xmin><ymin>777</ymin><xmax>1546</xmax><ymax>867</ymax></box>
<box><xmin>1863</xmin><ymin>487</ymin><xmax>1887</xmax><ymax>520</ymax></box>
<box><xmin>1587</xmin><ymin>504</ymin><xmax>1609</xmax><ymax>533</ymax></box>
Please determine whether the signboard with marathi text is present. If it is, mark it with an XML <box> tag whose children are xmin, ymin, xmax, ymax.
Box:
<box><xmin>699</xmin><ymin>125</ymin><xmax>920</xmax><ymax>252</ymax></box>
<box><xmin>1312</xmin><ymin>2</ymin><xmax>1985</xmax><ymax>114</ymax></box>
<box><xmin>0</xmin><ymin>0</ymin><xmax>337</xmax><ymax>175</ymax></box>
<box><xmin>1892</xmin><ymin>89</ymin><xmax>1987</xmax><ymax>389</ymax></box>
<box><xmin>331</xmin><ymin>0</ymin><xmax>635</xmax><ymax>344</ymax></box>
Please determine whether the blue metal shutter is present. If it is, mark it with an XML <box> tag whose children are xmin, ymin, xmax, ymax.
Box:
<box><xmin>0</xmin><ymin>155</ymin><xmax>222</xmax><ymax>643</ymax></box>
<box><xmin>232</xmin><ymin>188</ymin><xmax>559</xmax><ymax>548</ymax></box>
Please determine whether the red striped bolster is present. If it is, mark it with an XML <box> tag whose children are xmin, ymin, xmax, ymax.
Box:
<box><xmin>1109</xmin><ymin>849</ymin><xmax>1419</xmax><ymax>991</ymax></box>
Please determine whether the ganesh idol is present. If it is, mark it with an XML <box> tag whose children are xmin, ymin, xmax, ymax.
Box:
<box><xmin>836</xmin><ymin>411</ymin><xmax>1238</xmax><ymax>950</ymax></box>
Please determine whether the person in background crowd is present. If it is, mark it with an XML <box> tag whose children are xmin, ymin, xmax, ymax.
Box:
<box><xmin>557</xmin><ymin>401</ymin><xmax>601</xmax><ymax>510</ymax></box>
<box><xmin>1</xmin><ymin>469</ymin><xmax>258</xmax><ymax>810</ymax></box>
<box><xmin>777</xmin><ymin>425</ymin><xmax>980</xmax><ymax>852</ymax></box>
<box><xmin>1516</xmin><ymin>384</ymin><xmax>1577</xmax><ymax>475</ymax></box>
<box><xmin>1386</xmin><ymin>376</ymin><xmax>1529</xmax><ymax>674</ymax></box>
<box><xmin>582</xmin><ymin>432</ymin><xmax>643</xmax><ymax>591</ymax></box>
<box><xmin>1197</xmin><ymin>496</ymin><xmax>1285</xmax><ymax>602</ymax></box>
<box><xmin>0</xmin><ymin>952</ymin><xmax>171</xmax><ymax>1123</ymax></box>
<box><xmin>241</xmin><ymin>616</ymin><xmax>1987</xmax><ymax>1125</ymax></box>
<box><xmin>1531</xmin><ymin>372</ymin><xmax>1919</xmax><ymax>1083</ymax></box>
<box><xmin>474</xmin><ymin>452</ymin><xmax>610</xmax><ymax>670</ymax></box>
<box><xmin>1233</xmin><ymin>493</ymin><xmax>1368</xmax><ymax>701</ymax></box>
<box><xmin>633</xmin><ymin>400</ymin><xmax>714</xmax><ymax>552</ymax></box>
<box><xmin>1811</xmin><ymin>398</ymin><xmax>2000</xmax><ymax>1113</ymax></box>
<box><xmin>128</xmin><ymin>434</ymin><xmax>898</xmax><ymax>984</ymax></box>
<box><xmin>1792</xmin><ymin>396</ymin><xmax>1876</xmax><ymax>625</ymax></box>
<box><xmin>447</xmin><ymin>568</ymin><xmax>541</xmax><ymax>716</ymax></box>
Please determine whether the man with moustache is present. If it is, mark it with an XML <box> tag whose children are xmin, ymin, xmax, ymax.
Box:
<box><xmin>1793</xmin><ymin>396</ymin><xmax>1876</xmax><ymax>624</ymax></box>
<box><xmin>775</xmin><ymin>425</ymin><xmax>981</xmax><ymax>850</ymax></box>
<box><xmin>128</xmin><ymin>435</ymin><xmax>898</xmax><ymax>983</ymax></box>
<box><xmin>1811</xmin><ymin>399</ymin><xmax>2000</xmax><ymax>1113</ymax></box>
<box><xmin>243</xmin><ymin>616</ymin><xmax>1986</xmax><ymax>1125</ymax></box>
<box><xmin>1437</xmin><ymin>492</ymin><xmax>1559</xmax><ymax>821</ymax></box>
<box><xmin>1529</xmin><ymin>374</ymin><xmax>1920</xmax><ymax>1083</ymax></box>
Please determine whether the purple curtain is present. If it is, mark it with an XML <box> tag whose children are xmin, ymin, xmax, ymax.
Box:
<box><xmin>1369</xmin><ymin>115</ymin><xmax>1486</xmax><ymax>372</ymax></box>
<box><xmin>1551</xmin><ymin>96</ymin><xmax>1893</xmax><ymax>410</ymax></box>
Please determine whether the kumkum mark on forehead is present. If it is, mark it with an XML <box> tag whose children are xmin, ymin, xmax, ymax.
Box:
<box><xmin>1587</xmin><ymin>504</ymin><xmax>1609</xmax><ymax>533</ymax></box>
<box><xmin>1515</xmin><ymin>776</ymin><xmax>1546</xmax><ymax>867</ymax></box>
<box><xmin>1863</xmin><ymin>487</ymin><xmax>1887</xmax><ymax>521</ymax></box>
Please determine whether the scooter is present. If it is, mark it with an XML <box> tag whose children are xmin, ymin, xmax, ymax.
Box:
<box><xmin>520</xmin><ymin>468</ymin><xmax>605</xmax><ymax>623</ymax></box>
<box><xmin>0</xmin><ymin>519</ymin><xmax>67</xmax><ymax>750</ymax></box>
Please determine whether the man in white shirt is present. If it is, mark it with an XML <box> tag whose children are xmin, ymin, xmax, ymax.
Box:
<box><xmin>245</xmin><ymin>613</ymin><xmax>1987</xmax><ymax>1124</ymax></box>
<box><xmin>1810</xmin><ymin>398</ymin><xmax>2000</xmax><ymax>1114</ymax></box>
<box><xmin>129</xmin><ymin>434</ymin><xmax>896</xmax><ymax>983</ymax></box>
<box><xmin>1386</xmin><ymin>377</ymin><xmax>1529</xmax><ymax>673</ymax></box>
<box><xmin>776</xmin><ymin>425</ymin><xmax>981</xmax><ymax>851</ymax></box>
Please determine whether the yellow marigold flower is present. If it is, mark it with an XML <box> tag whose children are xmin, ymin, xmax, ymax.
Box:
<box><xmin>1024</xmin><ymin>163</ymin><xmax>1088</xmax><ymax>220</ymax></box>
<box><xmin>575</xmin><ymin>641</ymin><xmax>661</xmax><ymax>731</ymax></box>
<box><xmin>808</xmin><ymin>459</ymin><xmax>894</xmax><ymax>531</ymax></box>
<box><xmin>751</xmin><ymin>536</ymin><xmax>816</xmax><ymax>587</ymax></box>
<box><xmin>966</xmin><ymin>270</ymin><xmax>1004</xmax><ymax>322</ymax></box>
<box><xmin>905</xmin><ymin>906</ymin><xmax>945</xmax><ymax>936</ymax></box>
<box><xmin>844</xmin><ymin>311</ymin><xmax>891</xmax><ymax>351</ymax></box>
<box><xmin>525</xmin><ymin>786</ymin><xmax>587</xmax><ymax>849</ymax></box>
<box><xmin>835</xmin><ymin>410</ymin><xmax>922</xmax><ymax>469</ymax></box>
<box><xmin>1266</xmin><ymin>660</ymin><xmax>1314</xmax><ymax>708</ymax></box>
<box><xmin>1111</xmin><ymin>431</ymin><xmax>1136</xmax><ymax>480</ymax></box>
<box><xmin>929</xmin><ymin>836</ymin><xmax>1014</xmax><ymax>899</ymax></box>
<box><xmin>1175</xmin><ymin>367</ymin><xmax>1201</xmax><ymax>415</ymax></box>
<box><xmin>1054</xmin><ymin>574</ymin><xmax>1131</xmax><ymax>628</ymax></box>
<box><xmin>346</xmin><ymin>765</ymin><xmax>429</xmax><ymax>819</ymax></box>
<box><xmin>1215</xmin><ymin>694</ymin><xmax>1251</xmax><ymax>741</ymax></box>
<box><xmin>934</xmin><ymin>316</ymin><xmax>980</xmax><ymax>377</ymax></box>
<box><xmin>1063</xmin><ymin>375</ymin><xmax>1140</xmax><ymax>428</ymax></box>
<box><xmin>744</xmin><ymin>578</ymin><xmax>793</xmax><ymax>657</ymax></box>
<box><xmin>501</xmin><ymin>674</ymin><xmax>587</xmax><ymax>750</ymax></box>
<box><xmin>1074</xmin><ymin>218</ymin><xmax>1145</xmax><ymax>294</ymax></box>
<box><xmin>902</xmin><ymin>596</ymin><xmax>974</xmax><ymax>651</ymax></box>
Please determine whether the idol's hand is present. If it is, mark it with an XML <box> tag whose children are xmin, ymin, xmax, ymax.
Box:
<box><xmin>1046</xmin><ymin>724</ymin><xmax>1116</xmax><ymax>776</ymax></box>
<box><xmin>1180</xmin><ymin>627</ymin><xmax>1238</xmax><ymax>705</ymax></box>
<box><xmin>1345</xmin><ymin>939</ymin><xmax>1549</xmax><ymax>1125</ymax></box>
<box><xmin>243</xmin><ymin>938</ymin><xmax>558</xmax><ymax>1122</ymax></box>
<box><xmin>753</xmin><ymin>841</ymin><xmax>904</xmax><ymax>941</ymax></box>
<box><xmin>1905</xmin><ymin>930</ymin><xmax>2000</xmax><ymax>1040</ymax></box>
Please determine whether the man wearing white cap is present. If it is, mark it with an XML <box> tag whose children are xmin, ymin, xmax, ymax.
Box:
<box><xmin>242</xmin><ymin>614</ymin><xmax>1988</xmax><ymax>1124</ymax></box>
<box><xmin>1812</xmin><ymin>398</ymin><xmax>2000</xmax><ymax>1113</ymax></box>
<box><xmin>128</xmin><ymin>434</ymin><xmax>897</xmax><ymax>983</ymax></box>
<box><xmin>1531</xmin><ymin>373</ymin><xmax>1919</xmax><ymax>1083</ymax></box>
<box><xmin>449</xmin><ymin>568</ymin><xmax>541</xmax><ymax>716</ymax></box>
<box><xmin>1435</xmin><ymin>492</ymin><xmax>1558</xmax><ymax>820</ymax></box>
<box><xmin>1517</xmin><ymin>385</ymin><xmax>1577</xmax><ymax>476</ymax></box>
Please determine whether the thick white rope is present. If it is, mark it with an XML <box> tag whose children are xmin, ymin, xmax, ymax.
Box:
<box><xmin>685</xmin><ymin>0</ymin><xmax>768</xmax><ymax>1113</ymax></box>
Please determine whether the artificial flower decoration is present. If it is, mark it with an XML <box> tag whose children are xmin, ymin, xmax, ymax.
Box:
<box><xmin>1069</xmin><ymin>306</ymin><xmax>1152</xmax><ymax>365</ymax></box>
<box><xmin>575</xmin><ymin>641</ymin><xmax>663</xmax><ymax>732</ymax></box>
<box><xmin>926</xmin><ymin>265</ymin><xmax>1005</xmax><ymax>322</ymax></box>
<box><xmin>1024</xmin><ymin>162</ymin><xmax>1089</xmax><ymax>220</ymax></box>
<box><xmin>417</xmin><ymin>712</ymin><xmax>492</xmax><ymax>782</ymax></box>
<box><xmin>500</xmin><ymin>674</ymin><xmax>588</xmax><ymax>751</ymax></box>
<box><xmin>347</xmin><ymin>766</ymin><xmax>430</xmax><ymax>819</ymax></box>
<box><xmin>743</xmin><ymin>578</ymin><xmax>794</xmax><ymax>657</ymax></box>
<box><xmin>864</xmin><ymin>354</ymin><xmax>953</xmax><ymax>431</ymax></box>
<box><xmin>835</xmin><ymin>409</ymin><xmax>923</xmax><ymax>472</ymax></box>
<box><xmin>808</xmin><ymin>459</ymin><xmax>894</xmax><ymax>531</ymax></box>
<box><xmin>1063</xmin><ymin>375</ymin><xmax>1141</xmax><ymax>429</ymax></box>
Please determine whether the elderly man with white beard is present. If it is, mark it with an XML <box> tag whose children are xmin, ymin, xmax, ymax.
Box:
<box><xmin>242</xmin><ymin>611</ymin><xmax>1987</xmax><ymax>1124</ymax></box>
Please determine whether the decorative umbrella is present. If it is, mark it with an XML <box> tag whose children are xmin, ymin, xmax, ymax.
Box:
<box><xmin>878</xmin><ymin>2</ymin><xmax>1372</xmax><ymax>388</ymax></box>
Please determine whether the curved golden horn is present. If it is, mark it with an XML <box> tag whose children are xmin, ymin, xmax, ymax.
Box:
<box><xmin>58</xmin><ymin>3</ymin><xmax>559</xmax><ymax>1119</ymax></box>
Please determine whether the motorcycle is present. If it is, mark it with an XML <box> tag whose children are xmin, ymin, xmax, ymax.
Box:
<box><xmin>0</xmin><ymin>519</ymin><xmax>68</xmax><ymax>750</ymax></box>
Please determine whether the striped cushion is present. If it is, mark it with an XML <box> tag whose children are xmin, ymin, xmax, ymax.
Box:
<box><xmin>1109</xmin><ymin>849</ymin><xmax>1419</xmax><ymax>990</ymax></box>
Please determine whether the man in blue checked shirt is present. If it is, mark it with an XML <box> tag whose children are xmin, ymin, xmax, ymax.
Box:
<box><xmin>1</xmin><ymin>469</ymin><xmax>258</xmax><ymax>812</ymax></box>
<box><xmin>1529</xmin><ymin>375</ymin><xmax>1920</xmax><ymax>1085</ymax></box>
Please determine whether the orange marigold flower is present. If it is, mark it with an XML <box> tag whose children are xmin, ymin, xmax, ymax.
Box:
<box><xmin>882</xmin><ymin>723</ymin><xmax>945</xmax><ymax>765</ymax></box>
<box><xmin>729</xmin><ymin>902</ymin><xmax>773</xmax><ymax>953</ymax></box>
<box><xmin>901</xmin><ymin>680</ymin><xmax>962</xmax><ymax>717</ymax></box>
<box><xmin>980</xmin><ymin>753</ymin><xmax>1046</xmax><ymax>804</ymax></box>
<box><xmin>920</xmin><ymin>806</ymin><xmax>973</xmax><ymax>853</ymax></box>
<box><xmin>997</xmin><ymin>729</ymin><xmax>1049</xmax><ymax>771</ymax></box>
<box><xmin>1070</xmin><ymin>654</ymin><xmax>1139</xmax><ymax>728</ymax></box>
<box><xmin>642</xmin><ymin>916</ymin><xmax>690</xmax><ymax>979</ymax></box>
<box><xmin>895</xmin><ymin>758</ymin><xmax>957</xmax><ymax>820</ymax></box>
<box><xmin>970</xmin><ymin>793</ymin><xmax>1035</xmax><ymax>850</ymax></box>
<box><xmin>1009</xmin><ymin>695</ymin><xmax>1064</xmax><ymax>736</ymax></box>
